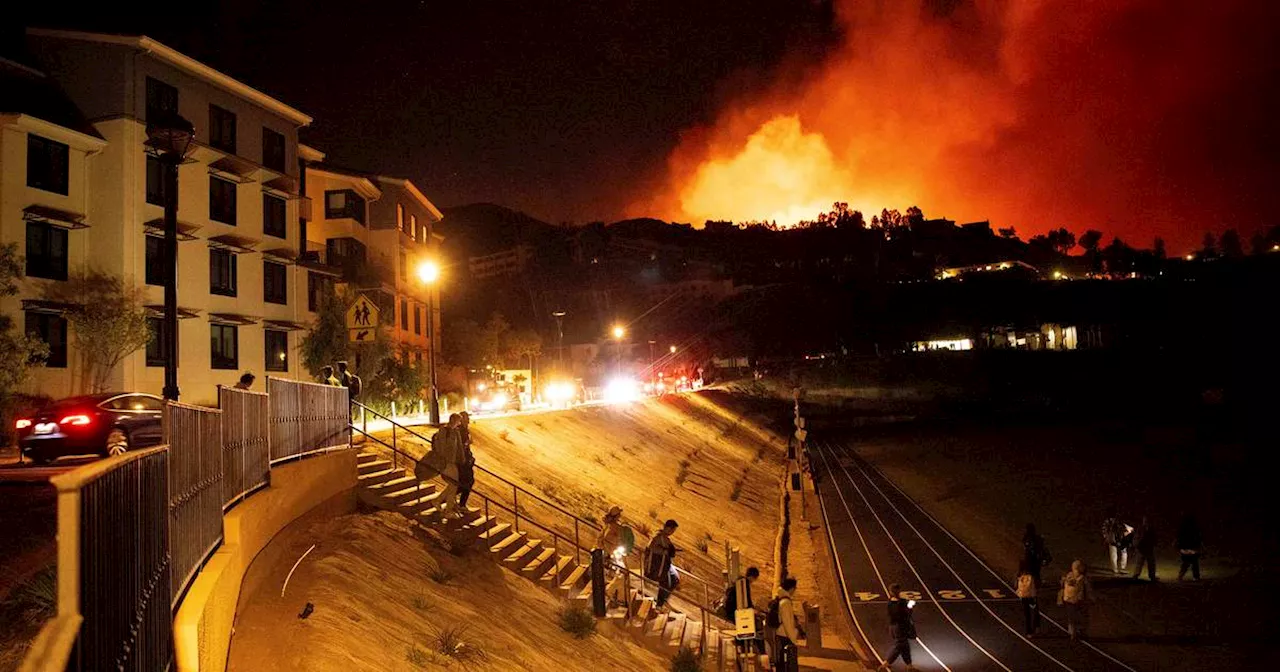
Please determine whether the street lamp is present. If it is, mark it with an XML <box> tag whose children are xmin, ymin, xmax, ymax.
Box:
<box><xmin>647</xmin><ymin>340</ymin><xmax>656</xmax><ymax>390</ymax></box>
<box><xmin>145</xmin><ymin>112</ymin><xmax>195</xmax><ymax>401</ymax></box>
<box><xmin>416</xmin><ymin>259</ymin><xmax>442</xmax><ymax>424</ymax></box>
<box><xmin>669</xmin><ymin>344</ymin><xmax>677</xmax><ymax>354</ymax></box>
<box><xmin>611</xmin><ymin>324</ymin><xmax>626</xmax><ymax>375</ymax></box>
<box><xmin>552</xmin><ymin>310</ymin><xmax>566</xmax><ymax>369</ymax></box>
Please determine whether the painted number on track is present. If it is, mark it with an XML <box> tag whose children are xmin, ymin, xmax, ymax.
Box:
<box><xmin>983</xmin><ymin>589</ymin><xmax>1007</xmax><ymax>599</ymax></box>
<box><xmin>939</xmin><ymin>590</ymin><xmax>967</xmax><ymax>600</ymax></box>
<box><xmin>898</xmin><ymin>591</ymin><xmax>922</xmax><ymax>601</ymax></box>
<box><xmin>855</xmin><ymin>592</ymin><xmax>880</xmax><ymax>602</ymax></box>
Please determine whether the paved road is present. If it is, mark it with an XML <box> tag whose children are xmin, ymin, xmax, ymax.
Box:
<box><xmin>0</xmin><ymin>455</ymin><xmax>96</xmax><ymax>483</ymax></box>
<box><xmin>812</xmin><ymin>440</ymin><xmax>1137</xmax><ymax>672</ymax></box>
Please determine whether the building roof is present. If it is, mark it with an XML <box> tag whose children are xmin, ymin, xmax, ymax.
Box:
<box><xmin>0</xmin><ymin>57</ymin><xmax>103</xmax><ymax>139</ymax></box>
<box><xmin>375</xmin><ymin>176</ymin><xmax>444</xmax><ymax>221</ymax></box>
<box><xmin>308</xmin><ymin>165</ymin><xmax>381</xmax><ymax>200</ymax></box>
<box><xmin>26</xmin><ymin>29</ymin><xmax>312</xmax><ymax>126</ymax></box>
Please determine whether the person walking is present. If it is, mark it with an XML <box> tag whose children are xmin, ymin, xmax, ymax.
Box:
<box><xmin>1022</xmin><ymin>523</ymin><xmax>1050</xmax><ymax>586</ymax></box>
<box><xmin>1015</xmin><ymin>561</ymin><xmax>1040</xmax><ymax>636</ymax></box>
<box><xmin>233</xmin><ymin>371</ymin><xmax>255</xmax><ymax>390</ymax></box>
<box><xmin>455</xmin><ymin>411</ymin><xmax>476</xmax><ymax>510</ymax></box>
<box><xmin>1102</xmin><ymin>507</ymin><xmax>1130</xmax><ymax>575</ymax></box>
<box><xmin>320</xmin><ymin>365</ymin><xmax>340</xmax><ymax>386</ymax></box>
<box><xmin>1175</xmin><ymin>513</ymin><xmax>1202</xmax><ymax>581</ymax></box>
<box><xmin>415</xmin><ymin>414</ymin><xmax>463</xmax><ymax>515</ymax></box>
<box><xmin>1131</xmin><ymin>516</ymin><xmax>1158</xmax><ymax>581</ymax></box>
<box><xmin>644</xmin><ymin>519</ymin><xmax>679</xmax><ymax>608</ymax></box>
<box><xmin>336</xmin><ymin>361</ymin><xmax>362</xmax><ymax>401</ymax></box>
<box><xmin>1059</xmin><ymin>559</ymin><xmax>1092</xmax><ymax>641</ymax></box>
<box><xmin>772</xmin><ymin>577</ymin><xmax>804</xmax><ymax>672</ymax></box>
<box><xmin>878</xmin><ymin>583</ymin><xmax>917</xmax><ymax>671</ymax></box>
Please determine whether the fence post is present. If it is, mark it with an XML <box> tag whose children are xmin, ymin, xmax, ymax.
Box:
<box><xmin>590</xmin><ymin>548</ymin><xmax>606</xmax><ymax>617</ymax></box>
<box><xmin>513</xmin><ymin>486</ymin><xmax>520</xmax><ymax>533</ymax></box>
<box><xmin>391</xmin><ymin>400</ymin><xmax>396</xmax><ymax>419</ymax></box>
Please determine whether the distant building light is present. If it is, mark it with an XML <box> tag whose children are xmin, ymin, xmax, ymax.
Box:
<box><xmin>1185</xmin><ymin>254</ymin><xmax>1195</xmax><ymax>261</ymax></box>
<box><xmin>912</xmin><ymin>338</ymin><xmax>973</xmax><ymax>352</ymax></box>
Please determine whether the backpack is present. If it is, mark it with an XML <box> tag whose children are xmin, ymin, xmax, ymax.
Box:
<box><xmin>765</xmin><ymin>597</ymin><xmax>782</xmax><ymax>629</ymax></box>
<box><xmin>347</xmin><ymin>373</ymin><xmax>363</xmax><ymax>398</ymax></box>
<box><xmin>1061</xmin><ymin>574</ymin><xmax>1084</xmax><ymax>604</ymax></box>
<box><xmin>720</xmin><ymin>584</ymin><xmax>736</xmax><ymax>620</ymax></box>
<box><xmin>1015</xmin><ymin>574</ymin><xmax>1035</xmax><ymax>599</ymax></box>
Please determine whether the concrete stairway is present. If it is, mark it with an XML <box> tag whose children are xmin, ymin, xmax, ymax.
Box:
<box><xmin>355</xmin><ymin>450</ymin><xmax>755</xmax><ymax>669</ymax></box>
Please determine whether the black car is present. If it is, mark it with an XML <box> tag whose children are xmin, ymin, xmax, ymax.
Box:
<box><xmin>16</xmin><ymin>393</ymin><xmax>165</xmax><ymax>464</ymax></box>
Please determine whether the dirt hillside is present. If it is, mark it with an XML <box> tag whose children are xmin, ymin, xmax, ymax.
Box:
<box><xmin>228</xmin><ymin>509</ymin><xmax>669</xmax><ymax>671</ymax></box>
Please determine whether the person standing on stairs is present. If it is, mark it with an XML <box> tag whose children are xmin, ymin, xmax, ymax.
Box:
<box><xmin>456</xmin><ymin>411</ymin><xmax>476</xmax><ymax>511</ymax></box>
<box><xmin>415</xmin><ymin>413</ymin><xmax>463</xmax><ymax>515</ymax></box>
<box><xmin>770</xmin><ymin>577</ymin><xmax>804</xmax><ymax>672</ymax></box>
<box><xmin>645</xmin><ymin>519</ymin><xmax>680</xmax><ymax>609</ymax></box>
<box><xmin>596</xmin><ymin>506</ymin><xmax>627</xmax><ymax>606</ymax></box>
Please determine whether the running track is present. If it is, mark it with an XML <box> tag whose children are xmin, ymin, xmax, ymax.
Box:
<box><xmin>812</xmin><ymin>440</ymin><xmax>1137</xmax><ymax>672</ymax></box>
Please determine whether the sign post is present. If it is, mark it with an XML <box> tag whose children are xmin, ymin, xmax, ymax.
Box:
<box><xmin>346</xmin><ymin>294</ymin><xmax>379</xmax><ymax>343</ymax></box>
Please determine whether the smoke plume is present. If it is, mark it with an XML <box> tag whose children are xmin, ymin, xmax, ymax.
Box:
<box><xmin>639</xmin><ymin>0</ymin><xmax>1280</xmax><ymax>251</ymax></box>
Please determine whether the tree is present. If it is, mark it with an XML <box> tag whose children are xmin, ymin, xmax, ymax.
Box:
<box><xmin>1102</xmin><ymin>237</ymin><xmax>1135</xmax><ymax>274</ymax></box>
<box><xmin>504</xmin><ymin>328</ymin><xmax>543</xmax><ymax>371</ymax></box>
<box><xmin>1200</xmin><ymin>232</ymin><xmax>1217</xmax><ymax>257</ymax></box>
<box><xmin>1153</xmin><ymin>237</ymin><xmax>1167</xmax><ymax>260</ymax></box>
<box><xmin>300</xmin><ymin>288</ymin><xmax>391</xmax><ymax>380</ymax></box>
<box><xmin>41</xmin><ymin>268</ymin><xmax>149</xmax><ymax>393</ymax></box>
<box><xmin>1219</xmin><ymin>229</ymin><xmax>1242</xmax><ymax>258</ymax></box>
<box><xmin>1079</xmin><ymin>230</ymin><xmax>1103</xmax><ymax>254</ymax></box>
<box><xmin>1048</xmin><ymin>228</ymin><xmax>1076</xmax><ymax>255</ymax></box>
<box><xmin>904</xmin><ymin>205</ymin><xmax>925</xmax><ymax>228</ymax></box>
<box><xmin>998</xmin><ymin>226</ymin><xmax>1018</xmax><ymax>239</ymax></box>
<box><xmin>0</xmin><ymin>243</ymin><xmax>48</xmax><ymax>406</ymax></box>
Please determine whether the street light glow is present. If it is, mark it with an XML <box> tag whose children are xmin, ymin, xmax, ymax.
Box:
<box><xmin>417</xmin><ymin>259</ymin><xmax>441</xmax><ymax>284</ymax></box>
<box><xmin>612</xmin><ymin>324</ymin><xmax>626</xmax><ymax>340</ymax></box>
<box><xmin>669</xmin><ymin>345</ymin><xmax>677</xmax><ymax>354</ymax></box>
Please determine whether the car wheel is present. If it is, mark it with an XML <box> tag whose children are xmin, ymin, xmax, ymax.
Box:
<box><xmin>105</xmin><ymin>429</ymin><xmax>130</xmax><ymax>457</ymax></box>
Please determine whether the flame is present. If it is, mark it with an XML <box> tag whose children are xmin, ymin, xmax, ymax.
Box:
<box><xmin>638</xmin><ymin>0</ymin><xmax>1279</xmax><ymax>250</ymax></box>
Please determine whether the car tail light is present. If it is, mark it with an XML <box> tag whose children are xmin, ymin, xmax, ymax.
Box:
<box><xmin>59</xmin><ymin>414</ymin><xmax>93</xmax><ymax>427</ymax></box>
<box><xmin>15</xmin><ymin>419</ymin><xmax>32</xmax><ymax>430</ymax></box>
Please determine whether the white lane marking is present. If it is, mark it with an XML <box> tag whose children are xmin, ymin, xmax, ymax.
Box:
<box><xmin>842</xmin><ymin>448</ymin><xmax>1076</xmax><ymax>672</ymax></box>
<box><xmin>281</xmin><ymin>543</ymin><xmax>317</xmax><ymax>598</ymax></box>
<box><xmin>816</xmin><ymin>442</ymin><xmax>965</xmax><ymax>672</ymax></box>
<box><xmin>855</xmin><ymin>454</ymin><xmax>1140</xmax><ymax>672</ymax></box>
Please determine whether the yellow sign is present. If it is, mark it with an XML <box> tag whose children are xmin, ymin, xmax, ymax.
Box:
<box><xmin>346</xmin><ymin>294</ymin><xmax>379</xmax><ymax>343</ymax></box>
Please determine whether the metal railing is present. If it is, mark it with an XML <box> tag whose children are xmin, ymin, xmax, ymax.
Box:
<box><xmin>164</xmin><ymin>401</ymin><xmax>225</xmax><ymax>604</ymax></box>
<box><xmin>51</xmin><ymin>446</ymin><xmax>175</xmax><ymax>671</ymax></box>
<box><xmin>218</xmin><ymin>385</ymin><xmax>270</xmax><ymax>509</ymax></box>
<box><xmin>268</xmin><ymin>377</ymin><xmax>350</xmax><ymax>463</ymax></box>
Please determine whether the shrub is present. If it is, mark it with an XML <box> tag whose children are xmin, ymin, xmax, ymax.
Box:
<box><xmin>433</xmin><ymin>625</ymin><xmax>487</xmax><ymax>665</ymax></box>
<box><xmin>671</xmin><ymin>646</ymin><xmax>702</xmax><ymax>672</ymax></box>
<box><xmin>428</xmin><ymin>567</ymin><xmax>454</xmax><ymax>585</ymax></box>
<box><xmin>696</xmin><ymin>538</ymin><xmax>709</xmax><ymax>553</ymax></box>
<box><xmin>410</xmin><ymin>595</ymin><xmax>431</xmax><ymax>612</ymax></box>
<box><xmin>730</xmin><ymin>480</ymin><xmax>744</xmax><ymax>501</ymax></box>
<box><xmin>557</xmin><ymin>604</ymin><xmax>597</xmax><ymax>639</ymax></box>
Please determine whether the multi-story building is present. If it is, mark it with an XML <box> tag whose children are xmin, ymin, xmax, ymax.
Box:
<box><xmin>468</xmin><ymin>244</ymin><xmax>532</xmax><ymax>280</ymax></box>
<box><xmin>13</xmin><ymin>29</ymin><xmax>314</xmax><ymax>403</ymax></box>
<box><xmin>301</xmin><ymin>163</ymin><xmax>442</xmax><ymax>367</ymax></box>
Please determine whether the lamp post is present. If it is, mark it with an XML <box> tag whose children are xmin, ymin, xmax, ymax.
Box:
<box><xmin>647</xmin><ymin>340</ymin><xmax>656</xmax><ymax>390</ymax></box>
<box><xmin>145</xmin><ymin>112</ymin><xmax>195</xmax><ymax>401</ymax></box>
<box><xmin>417</xmin><ymin>260</ymin><xmax>441</xmax><ymax>424</ymax></box>
<box><xmin>552</xmin><ymin>310</ymin><xmax>566</xmax><ymax>369</ymax></box>
<box><xmin>611</xmin><ymin>324</ymin><xmax>626</xmax><ymax>375</ymax></box>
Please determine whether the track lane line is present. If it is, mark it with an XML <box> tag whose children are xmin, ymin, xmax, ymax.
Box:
<box><xmin>851</xmin><ymin>451</ymin><xmax>1140</xmax><ymax>672</ymax></box>
<box><xmin>818</xmin><ymin>440</ymin><xmax>1001</xmax><ymax>672</ymax></box>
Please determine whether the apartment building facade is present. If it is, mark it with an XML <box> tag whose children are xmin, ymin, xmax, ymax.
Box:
<box><xmin>12</xmin><ymin>30</ymin><xmax>314</xmax><ymax>403</ymax></box>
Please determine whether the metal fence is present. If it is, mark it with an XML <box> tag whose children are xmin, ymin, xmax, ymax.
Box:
<box><xmin>52</xmin><ymin>446</ymin><xmax>174</xmax><ymax>671</ymax></box>
<box><xmin>218</xmin><ymin>386</ymin><xmax>271</xmax><ymax>509</ymax></box>
<box><xmin>164</xmin><ymin>401</ymin><xmax>225</xmax><ymax>604</ymax></box>
<box><xmin>267</xmin><ymin>377</ymin><xmax>349</xmax><ymax>463</ymax></box>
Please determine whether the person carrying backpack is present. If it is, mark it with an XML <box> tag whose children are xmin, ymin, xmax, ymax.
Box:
<box><xmin>1022</xmin><ymin>523</ymin><xmax>1051</xmax><ymax>586</ymax></box>
<box><xmin>878</xmin><ymin>583</ymin><xmax>917</xmax><ymax>671</ymax></box>
<box><xmin>1058</xmin><ymin>559</ymin><xmax>1092</xmax><ymax>641</ymax></box>
<box><xmin>769</xmin><ymin>577</ymin><xmax>804</xmax><ymax>672</ymax></box>
<box><xmin>644</xmin><ymin>520</ymin><xmax>679</xmax><ymax>608</ymax></box>
<box><xmin>1015</xmin><ymin>561</ymin><xmax>1040</xmax><ymax>637</ymax></box>
<box><xmin>336</xmin><ymin>360</ymin><xmax>362</xmax><ymax>401</ymax></box>
<box><xmin>415</xmin><ymin>414</ymin><xmax>462</xmax><ymax>514</ymax></box>
<box><xmin>724</xmin><ymin>567</ymin><xmax>764</xmax><ymax>658</ymax></box>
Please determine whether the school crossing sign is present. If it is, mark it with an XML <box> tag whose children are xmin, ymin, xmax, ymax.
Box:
<box><xmin>346</xmin><ymin>294</ymin><xmax>379</xmax><ymax>343</ymax></box>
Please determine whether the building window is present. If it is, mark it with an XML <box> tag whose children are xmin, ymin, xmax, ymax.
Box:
<box><xmin>209</xmin><ymin>104</ymin><xmax>237</xmax><ymax>153</ymax></box>
<box><xmin>263</xmin><ymin>260</ymin><xmax>287</xmax><ymax>304</ymax></box>
<box><xmin>307</xmin><ymin>271</ymin><xmax>333</xmax><ymax>313</ymax></box>
<box><xmin>145</xmin><ymin>155</ymin><xmax>166</xmax><ymax>206</ymax></box>
<box><xmin>211</xmin><ymin>324</ymin><xmax>238</xmax><ymax>370</ymax></box>
<box><xmin>145</xmin><ymin>316</ymin><xmax>174</xmax><ymax>367</ymax></box>
<box><xmin>265</xmin><ymin>330</ymin><xmax>288</xmax><ymax>372</ymax></box>
<box><xmin>27</xmin><ymin>135</ymin><xmax>69</xmax><ymax>195</ymax></box>
<box><xmin>400</xmin><ymin>299</ymin><xmax>409</xmax><ymax>330</ymax></box>
<box><xmin>324</xmin><ymin>190</ymin><xmax>365</xmax><ymax>224</ymax></box>
<box><xmin>413</xmin><ymin>305</ymin><xmax>421</xmax><ymax>335</ymax></box>
<box><xmin>210</xmin><ymin>248</ymin><xmax>237</xmax><ymax>296</ymax></box>
<box><xmin>25</xmin><ymin>222</ymin><xmax>68</xmax><ymax>281</ymax></box>
<box><xmin>399</xmin><ymin>250</ymin><xmax>407</xmax><ymax>281</ymax></box>
<box><xmin>145</xmin><ymin>77</ymin><xmax>178</xmax><ymax>121</ymax></box>
<box><xmin>263</xmin><ymin>193</ymin><xmax>286</xmax><ymax>238</ymax></box>
<box><xmin>410</xmin><ymin>215</ymin><xmax>418</xmax><ymax>242</ymax></box>
<box><xmin>325</xmin><ymin>237</ymin><xmax>366</xmax><ymax>269</ymax></box>
<box><xmin>145</xmin><ymin>236</ymin><xmax>165</xmax><ymax>286</ymax></box>
<box><xmin>210</xmin><ymin>176</ymin><xmax>237</xmax><ymax>224</ymax></box>
<box><xmin>262</xmin><ymin>128</ymin><xmax>286</xmax><ymax>172</ymax></box>
<box><xmin>25</xmin><ymin>312</ymin><xmax>68</xmax><ymax>368</ymax></box>
<box><xmin>397</xmin><ymin>203</ymin><xmax>405</xmax><ymax>231</ymax></box>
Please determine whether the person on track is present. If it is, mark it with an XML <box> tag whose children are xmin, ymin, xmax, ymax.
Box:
<box><xmin>1059</xmin><ymin>559</ymin><xmax>1093</xmax><ymax>642</ymax></box>
<box><xmin>1022</xmin><ymin>523</ymin><xmax>1050</xmax><ymax>586</ymax></box>
<box><xmin>1016</xmin><ymin>561</ymin><xmax>1041</xmax><ymax>637</ymax></box>
<box><xmin>879</xmin><ymin>583</ymin><xmax>918</xmax><ymax>671</ymax></box>
<box><xmin>1130</xmin><ymin>516</ymin><xmax>1158</xmax><ymax>581</ymax></box>
<box><xmin>1175</xmin><ymin>513</ymin><xmax>1202</xmax><ymax>581</ymax></box>
<box><xmin>1102</xmin><ymin>507</ymin><xmax>1130</xmax><ymax>575</ymax></box>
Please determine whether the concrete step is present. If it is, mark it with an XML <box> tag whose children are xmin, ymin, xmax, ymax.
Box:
<box><xmin>489</xmin><ymin>531</ymin><xmax>529</xmax><ymax>559</ymax></box>
<box><xmin>356</xmin><ymin>468</ymin><xmax>400</xmax><ymax>488</ymax></box>
<box><xmin>703</xmin><ymin>628</ymin><xmax>721</xmax><ymax>666</ymax></box>
<box><xmin>629</xmin><ymin>596</ymin><xmax>654</xmax><ymax>629</ymax></box>
<box><xmin>681</xmin><ymin>618</ymin><xmax>703</xmax><ymax>653</ymax></box>
<box><xmin>559</xmin><ymin>565</ymin><xmax>590</xmax><ymax>596</ymax></box>
<box><xmin>357</xmin><ymin>459</ymin><xmax>392</xmax><ymax>475</ymax></box>
<box><xmin>476</xmin><ymin>522</ymin><xmax>512</xmax><ymax>547</ymax></box>
<box><xmin>663</xmin><ymin>612</ymin><xmax>687</xmax><ymax>649</ymax></box>
<box><xmin>367</xmin><ymin>474</ymin><xmax>417</xmax><ymax>492</ymax></box>
<box><xmin>416</xmin><ymin>506</ymin><xmax>446</xmax><ymax>525</ymax></box>
<box><xmin>382</xmin><ymin>483</ymin><xmax>437</xmax><ymax>505</ymax></box>
<box><xmin>570</xmin><ymin>579</ymin><xmax>595</xmax><ymax>608</ymax></box>
<box><xmin>645</xmin><ymin>612</ymin><xmax>671</xmax><ymax>640</ymax></box>
<box><xmin>442</xmin><ymin>505</ymin><xmax>483</xmax><ymax>530</ymax></box>
<box><xmin>539</xmin><ymin>555</ymin><xmax>576</xmax><ymax>588</ymax></box>
<box><xmin>455</xmin><ymin>515</ymin><xmax>498</xmax><ymax>539</ymax></box>
<box><xmin>502</xmin><ymin>539</ymin><xmax>545</xmax><ymax>569</ymax></box>
<box><xmin>397</xmin><ymin>492</ymin><xmax>444</xmax><ymax>515</ymax></box>
<box><xmin>356</xmin><ymin>452</ymin><xmax>379</xmax><ymax>465</ymax></box>
<box><xmin>520</xmin><ymin>547</ymin><xmax>557</xmax><ymax>579</ymax></box>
